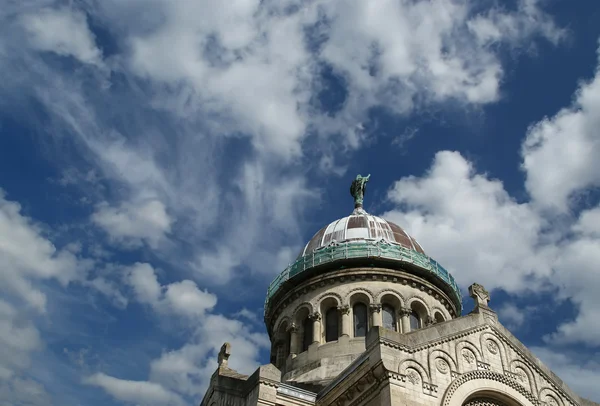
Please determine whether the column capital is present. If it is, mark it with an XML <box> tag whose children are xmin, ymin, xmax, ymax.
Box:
<box><xmin>286</xmin><ymin>322</ymin><xmax>298</xmax><ymax>333</ymax></box>
<box><xmin>339</xmin><ymin>305</ymin><xmax>351</xmax><ymax>315</ymax></box>
<box><xmin>398</xmin><ymin>307</ymin><xmax>412</xmax><ymax>317</ymax></box>
<box><xmin>369</xmin><ymin>304</ymin><xmax>381</xmax><ymax>313</ymax></box>
<box><xmin>309</xmin><ymin>312</ymin><xmax>321</xmax><ymax>321</ymax></box>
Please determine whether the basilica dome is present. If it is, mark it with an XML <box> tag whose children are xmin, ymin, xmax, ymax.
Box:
<box><xmin>264</xmin><ymin>174</ymin><xmax>462</xmax><ymax>321</ymax></box>
<box><xmin>297</xmin><ymin>210</ymin><xmax>426</xmax><ymax>259</ymax></box>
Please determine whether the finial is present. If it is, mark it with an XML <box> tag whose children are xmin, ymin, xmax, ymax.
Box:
<box><xmin>468</xmin><ymin>283</ymin><xmax>490</xmax><ymax>309</ymax></box>
<box><xmin>350</xmin><ymin>174</ymin><xmax>370</xmax><ymax>210</ymax></box>
<box><xmin>218</xmin><ymin>342</ymin><xmax>231</xmax><ymax>368</ymax></box>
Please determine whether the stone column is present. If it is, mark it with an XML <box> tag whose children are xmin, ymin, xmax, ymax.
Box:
<box><xmin>309</xmin><ymin>312</ymin><xmax>321</xmax><ymax>344</ymax></box>
<box><xmin>370</xmin><ymin>304</ymin><xmax>382</xmax><ymax>328</ymax></box>
<box><xmin>399</xmin><ymin>307</ymin><xmax>411</xmax><ymax>333</ymax></box>
<box><xmin>287</xmin><ymin>323</ymin><xmax>299</xmax><ymax>358</ymax></box>
<box><xmin>339</xmin><ymin>306</ymin><xmax>351</xmax><ymax>337</ymax></box>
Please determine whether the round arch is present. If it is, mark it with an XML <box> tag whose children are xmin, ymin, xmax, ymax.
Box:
<box><xmin>442</xmin><ymin>371</ymin><xmax>538</xmax><ymax>406</ymax></box>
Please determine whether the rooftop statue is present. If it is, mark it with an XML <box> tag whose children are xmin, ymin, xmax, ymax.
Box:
<box><xmin>350</xmin><ymin>174</ymin><xmax>370</xmax><ymax>208</ymax></box>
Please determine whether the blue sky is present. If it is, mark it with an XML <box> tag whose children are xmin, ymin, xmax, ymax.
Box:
<box><xmin>1</xmin><ymin>0</ymin><xmax>600</xmax><ymax>405</ymax></box>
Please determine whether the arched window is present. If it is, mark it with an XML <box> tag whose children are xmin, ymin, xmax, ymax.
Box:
<box><xmin>382</xmin><ymin>304</ymin><xmax>397</xmax><ymax>331</ymax></box>
<box><xmin>325</xmin><ymin>308</ymin><xmax>339</xmax><ymax>342</ymax></box>
<box><xmin>275</xmin><ymin>343</ymin><xmax>285</xmax><ymax>368</ymax></box>
<box><xmin>434</xmin><ymin>312</ymin><xmax>445</xmax><ymax>324</ymax></box>
<box><xmin>353</xmin><ymin>303</ymin><xmax>368</xmax><ymax>337</ymax></box>
<box><xmin>302</xmin><ymin>317</ymin><xmax>312</xmax><ymax>352</ymax></box>
<box><xmin>409</xmin><ymin>311</ymin><xmax>420</xmax><ymax>330</ymax></box>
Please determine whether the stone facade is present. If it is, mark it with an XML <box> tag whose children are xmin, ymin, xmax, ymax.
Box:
<box><xmin>200</xmin><ymin>289</ymin><xmax>599</xmax><ymax>406</ymax></box>
<box><xmin>268</xmin><ymin>267</ymin><xmax>456</xmax><ymax>387</ymax></box>
<box><xmin>199</xmin><ymin>194</ymin><xmax>598</xmax><ymax>406</ymax></box>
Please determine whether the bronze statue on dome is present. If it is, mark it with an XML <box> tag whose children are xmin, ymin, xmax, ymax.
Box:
<box><xmin>350</xmin><ymin>174</ymin><xmax>370</xmax><ymax>208</ymax></box>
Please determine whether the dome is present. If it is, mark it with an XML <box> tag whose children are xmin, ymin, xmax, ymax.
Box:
<box><xmin>264</xmin><ymin>174</ymin><xmax>462</xmax><ymax>318</ymax></box>
<box><xmin>298</xmin><ymin>209</ymin><xmax>425</xmax><ymax>258</ymax></box>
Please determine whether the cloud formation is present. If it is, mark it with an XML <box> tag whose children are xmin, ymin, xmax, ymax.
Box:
<box><xmin>522</xmin><ymin>41</ymin><xmax>600</xmax><ymax>212</ymax></box>
<box><xmin>20</xmin><ymin>6</ymin><xmax>104</xmax><ymax>67</ymax></box>
<box><xmin>383</xmin><ymin>151</ymin><xmax>547</xmax><ymax>291</ymax></box>
<box><xmin>0</xmin><ymin>0</ymin><xmax>590</xmax><ymax>405</ymax></box>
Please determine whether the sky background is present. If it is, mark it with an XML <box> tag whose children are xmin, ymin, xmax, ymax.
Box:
<box><xmin>1</xmin><ymin>0</ymin><xmax>600</xmax><ymax>405</ymax></box>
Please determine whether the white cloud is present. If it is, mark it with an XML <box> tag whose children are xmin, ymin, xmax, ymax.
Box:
<box><xmin>86</xmin><ymin>312</ymin><xmax>269</xmax><ymax>403</ymax></box>
<box><xmin>522</xmin><ymin>41</ymin><xmax>600</xmax><ymax>212</ymax></box>
<box><xmin>0</xmin><ymin>299</ymin><xmax>51</xmax><ymax>405</ymax></box>
<box><xmin>544</xmin><ymin>208</ymin><xmax>600</xmax><ymax>346</ymax></box>
<box><xmin>0</xmin><ymin>376</ymin><xmax>51</xmax><ymax>406</ymax></box>
<box><xmin>92</xmin><ymin>199</ymin><xmax>173</xmax><ymax>249</ymax></box>
<box><xmin>191</xmin><ymin>160</ymin><xmax>314</xmax><ymax>284</ymax></box>
<box><xmin>532</xmin><ymin>346</ymin><xmax>600</xmax><ymax>402</ymax></box>
<box><xmin>84</xmin><ymin>373</ymin><xmax>185</xmax><ymax>406</ymax></box>
<box><xmin>85</xmin><ymin>277</ymin><xmax>129</xmax><ymax>309</ymax></box>
<box><xmin>126</xmin><ymin>263</ymin><xmax>217</xmax><ymax>318</ymax></box>
<box><xmin>0</xmin><ymin>299</ymin><xmax>43</xmax><ymax>379</ymax></box>
<box><xmin>164</xmin><ymin>280</ymin><xmax>218</xmax><ymax>318</ymax></box>
<box><xmin>0</xmin><ymin>0</ymin><xmax>565</xmax><ymax>291</ymax></box>
<box><xmin>383</xmin><ymin>151</ymin><xmax>547</xmax><ymax>292</ymax></box>
<box><xmin>93</xmin><ymin>0</ymin><xmax>564</xmax><ymax>158</ymax></box>
<box><xmin>497</xmin><ymin>303</ymin><xmax>526</xmax><ymax>329</ymax></box>
<box><xmin>382</xmin><ymin>145</ymin><xmax>600</xmax><ymax>349</ymax></box>
<box><xmin>0</xmin><ymin>189</ymin><xmax>88</xmax><ymax>312</ymax></box>
<box><xmin>20</xmin><ymin>6</ymin><xmax>104</xmax><ymax>67</ymax></box>
<box><xmin>149</xmin><ymin>314</ymin><xmax>269</xmax><ymax>397</ymax></box>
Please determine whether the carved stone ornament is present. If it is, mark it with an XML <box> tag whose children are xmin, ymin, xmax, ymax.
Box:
<box><xmin>462</xmin><ymin>349</ymin><xmax>475</xmax><ymax>364</ymax></box>
<box><xmin>546</xmin><ymin>396</ymin><xmax>558</xmax><ymax>406</ymax></box>
<box><xmin>339</xmin><ymin>305</ymin><xmax>350</xmax><ymax>315</ymax></box>
<box><xmin>515</xmin><ymin>369</ymin><xmax>527</xmax><ymax>383</ymax></box>
<box><xmin>469</xmin><ymin>283</ymin><xmax>490</xmax><ymax>308</ymax></box>
<box><xmin>287</xmin><ymin>322</ymin><xmax>298</xmax><ymax>333</ymax></box>
<box><xmin>399</xmin><ymin>307</ymin><xmax>412</xmax><ymax>317</ymax></box>
<box><xmin>487</xmin><ymin>340</ymin><xmax>499</xmax><ymax>354</ymax></box>
<box><xmin>218</xmin><ymin>342</ymin><xmax>231</xmax><ymax>367</ymax></box>
<box><xmin>309</xmin><ymin>312</ymin><xmax>321</xmax><ymax>321</ymax></box>
<box><xmin>436</xmin><ymin>359</ymin><xmax>449</xmax><ymax>374</ymax></box>
<box><xmin>406</xmin><ymin>369</ymin><xmax>420</xmax><ymax>385</ymax></box>
<box><xmin>369</xmin><ymin>304</ymin><xmax>382</xmax><ymax>313</ymax></box>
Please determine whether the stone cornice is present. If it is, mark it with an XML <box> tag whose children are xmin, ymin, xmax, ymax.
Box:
<box><xmin>318</xmin><ymin>362</ymin><xmax>386</xmax><ymax>406</ymax></box>
<box><xmin>487</xmin><ymin>323</ymin><xmax>590</xmax><ymax>406</ymax></box>
<box><xmin>374</xmin><ymin>320</ymin><xmax>489</xmax><ymax>354</ymax></box>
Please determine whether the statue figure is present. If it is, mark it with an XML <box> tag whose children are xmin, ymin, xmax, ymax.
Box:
<box><xmin>350</xmin><ymin>174</ymin><xmax>371</xmax><ymax>208</ymax></box>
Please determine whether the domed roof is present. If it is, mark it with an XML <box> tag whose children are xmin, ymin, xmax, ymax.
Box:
<box><xmin>298</xmin><ymin>209</ymin><xmax>425</xmax><ymax>258</ymax></box>
<box><xmin>264</xmin><ymin>174</ymin><xmax>462</xmax><ymax>318</ymax></box>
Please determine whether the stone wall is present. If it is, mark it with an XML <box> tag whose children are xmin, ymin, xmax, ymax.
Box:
<box><xmin>268</xmin><ymin>267</ymin><xmax>457</xmax><ymax>386</ymax></box>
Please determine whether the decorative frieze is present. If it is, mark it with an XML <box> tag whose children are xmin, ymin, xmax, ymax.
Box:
<box><xmin>477</xmin><ymin>361</ymin><xmax>491</xmax><ymax>371</ymax></box>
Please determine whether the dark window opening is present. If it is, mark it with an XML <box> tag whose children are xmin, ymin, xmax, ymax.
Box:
<box><xmin>325</xmin><ymin>308</ymin><xmax>339</xmax><ymax>342</ymax></box>
<box><xmin>382</xmin><ymin>304</ymin><xmax>397</xmax><ymax>331</ymax></box>
<box><xmin>353</xmin><ymin>303</ymin><xmax>368</xmax><ymax>337</ymax></box>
